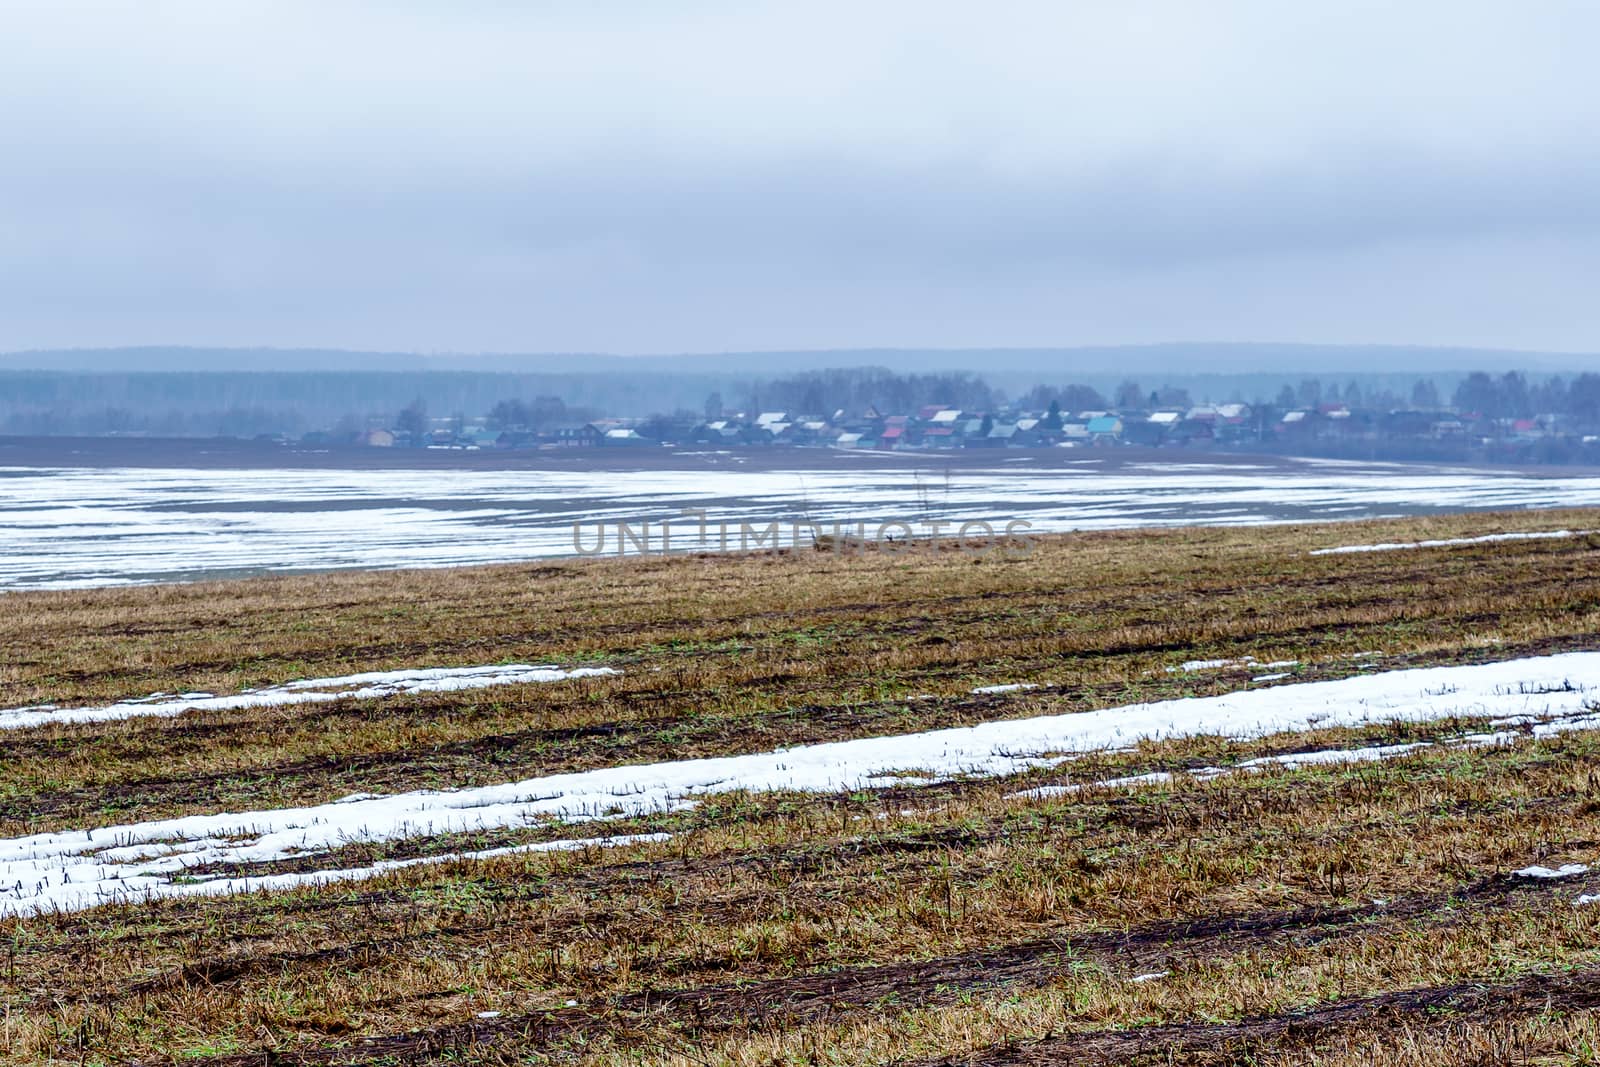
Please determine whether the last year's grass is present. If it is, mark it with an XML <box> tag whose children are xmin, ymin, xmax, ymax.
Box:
<box><xmin>3</xmin><ymin>510</ymin><xmax>1600</xmax><ymax>1064</ymax></box>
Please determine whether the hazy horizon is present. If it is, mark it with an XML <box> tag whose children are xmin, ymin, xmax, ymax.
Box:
<box><xmin>2</xmin><ymin>341</ymin><xmax>1596</xmax><ymax>377</ymax></box>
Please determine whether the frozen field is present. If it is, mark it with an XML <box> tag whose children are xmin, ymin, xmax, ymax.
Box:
<box><xmin>5</xmin><ymin>456</ymin><xmax>1600</xmax><ymax>588</ymax></box>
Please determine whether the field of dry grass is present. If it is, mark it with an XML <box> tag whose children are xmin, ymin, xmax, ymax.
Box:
<box><xmin>3</xmin><ymin>509</ymin><xmax>1600</xmax><ymax>1065</ymax></box>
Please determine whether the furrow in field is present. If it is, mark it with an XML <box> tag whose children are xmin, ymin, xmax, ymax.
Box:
<box><xmin>87</xmin><ymin>843</ymin><xmax>1588</xmax><ymax>1007</ymax></box>
<box><xmin>146</xmin><ymin>872</ymin><xmax>1600</xmax><ymax>1067</ymax></box>
<box><xmin>15</xmin><ymin>750</ymin><xmax>1584</xmax><ymax>985</ymax></box>
<box><xmin>905</xmin><ymin>968</ymin><xmax>1600</xmax><ymax>1065</ymax></box>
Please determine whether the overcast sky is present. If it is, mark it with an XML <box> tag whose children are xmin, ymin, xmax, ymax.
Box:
<box><xmin>3</xmin><ymin>1</ymin><xmax>1599</xmax><ymax>356</ymax></box>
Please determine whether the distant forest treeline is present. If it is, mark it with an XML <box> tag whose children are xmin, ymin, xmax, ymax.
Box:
<box><xmin>0</xmin><ymin>366</ymin><xmax>1596</xmax><ymax>438</ymax></box>
<box><xmin>0</xmin><ymin>371</ymin><xmax>728</xmax><ymax>436</ymax></box>
<box><xmin>751</xmin><ymin>367</ymin><xmax>1600</xmax><ymax>422</ymax></box>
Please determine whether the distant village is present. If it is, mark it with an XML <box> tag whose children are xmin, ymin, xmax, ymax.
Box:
<box><xmin>320</xmin><ymin>369</ymin><xmax>1600</xmax><ymax>466</ymax></box>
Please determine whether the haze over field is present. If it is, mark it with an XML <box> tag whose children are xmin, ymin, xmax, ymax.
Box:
<box><xmin>4</xmin><ymin>2</ymin><xmax>1600</xmax><ymax>358</ymax></box>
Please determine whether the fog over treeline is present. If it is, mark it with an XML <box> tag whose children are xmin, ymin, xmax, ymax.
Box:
<box><xmin>0</xmin><ymin>370</ymin><xmax>705</xmax><ymax>437</ymax></box>
<box><xmin>0</xmin><ymin>360</ymin><xmax>1593</xmax><ymax>439</ymax></box>
<box><xmin>3</xmin><ymin>343</ymin><xmax>1592</xmax><ymax>377</ymax></box>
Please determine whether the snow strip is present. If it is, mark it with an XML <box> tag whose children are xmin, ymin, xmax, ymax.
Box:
<box><xmin>1128</xmin><ymin>971</ymin><xmax>1170</xmax><ymax>983</ymax></box>
<box><xmin>4</xmin><ymin>832</ymin><xmax>669</xmax><ymax>916</ymax></box>
<box><xmin>0</xmin><ymin>663</ymin><xmax>621</xmax><ymax>732</ymax></box>
<box><xmin>1576</xmin><ymin>894</ymin><xmax>1600</xmax><ymax>907</ymax></box>
<box><xmin>1512</xmin><ymin>863</ymin><xmax>1590</xmax><ymax>880</ymax></box>
<box><xmin>5</xmin><ymin>652</ymin><xmax>1600</xmax><ymax>917</ymax></box>
<box><xmin>1012</xmin><ymin>772</ymin><xmax>1174</xmax><ymax>800</ymax></box>
<box><xmin>1311</xmin><ymin>530</ymin><xmax>1589</xmax><ymax>556</ymax></box>
<box><xmin>1007</xmin><ymin>739</ymin><xmax>1445</xmax><ymax>800</ymax></box>
<box><xmin>1169</xmin><ymin>657</ymin><xmax>1252</xmax><ymax>672</ymax></box>
<box><xmin>972</xmin><ymin>683</ymin><xmax>1039</xmax><ymax>694</ymax></box>
<box><xmin>1168</xmin><ymin>657</ymin><xmax>1296</xmax><ymax>674</ymax></box>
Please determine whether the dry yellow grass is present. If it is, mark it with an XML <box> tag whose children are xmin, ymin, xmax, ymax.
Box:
<box><xmin>2</xmin><ymin>510</ymin><xmax>1599</xmax><ymax>1064</ymax></box>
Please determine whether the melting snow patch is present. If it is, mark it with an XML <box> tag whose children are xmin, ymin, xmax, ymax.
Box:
<box><xmin>1008</xmin><ymin>784</ymin><xmax>1077</xmax><ymax>800</ymax></box>
<box><xmin>9</xmin><ymin>651</ymin><xmax>1600</xmax><ymax>917</ymax></box>
<box><xmin>1170</xmin><ymin>657</ymin><xmax>1297</xmax><ymax>674</ymax></box>
<box><xmin>1129</xmin><ymin>971</ymin><xmax>1170</xmax><ymax>983</ymax></box>
<box><xmin>1007</xmin><ymin>772</ymin><xmax>1174</xmax><ymax>800</ymax></box>
<box><xmin>0</xmin><ymin>832</ymin><xmax>668</xmax><ymax>917</ymax></box>
<box><xmin>1576</xmin><ymin>894</ymin><xmax>1600</xmax><ymax>907</ymax></box>
<box><xmin>1237</xmin><ymin>742</ymin><xmax>1434</xmax><ymax>771</ymax></box>
<box><xmin>972</xmin><ymin>683</ymin><xmax>1039</xmax><ymax>695</ymax></box>
<box><xmin>1533</xmin><ymin>713</ymin><xmax>1600</xmax><ymax>738</ymax></box>
<box><xmin>1512</xmin><ymin>863</ymin><xmax>1591</xmax><ymax>880</ymax></box>
<box><xmin>1009</xmin><ymin>736</ymin><xmax>1516</xmax><ymax>801</ymax></box>
<box><xmin>1169</xmin><ymin>657</ymin><xmax>1253</xmax><ymax>672</ymax></box>
<box><xmin>1311</xmin><ymin>530</ymin><xmax>1589</xmax><ymax>556</ymax></box>
<box><xmin>0</xmin><ymin>663</ymin><xmax>621</xmax><ymax>732</ymax></box>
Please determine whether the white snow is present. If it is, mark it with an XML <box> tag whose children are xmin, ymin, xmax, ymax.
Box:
<box><xmin>1512</xmin><ymin>863</ymin><xmax>1591</xmax><ymax>880</ymax></box>
<box><xmin>1311</xmin><ymin>530</ymin><xmax>1590</xmax><ymax>556</ymax></box>
<box><xmin>971</xmin><ymin>683</ymin><xmax>1039</xmax><ymax>694</ymax></box>
<box><xmin>1007</xmin><ymin>739</ymin><xmax>1462</xmax><ymax>800</ymax></box>
<box><xmin>1171</xmin><ymin>657</ymin><xmax>1297</xmax><ymax>674</ymax></box>
<box><xmin>6</xmin><ymin>652</ymin><xmax>1600</xmax><ymax>918</ymax></box>
<box><xmin>1128</xmin><ymin>971</ymin><xmax>1170</xmax><ymax>983</ymax></box>
<box><xmin>8</xmin><ymin>462</ymin><xmax>1600</xmax><ymax>590</ymax></box>
<box><xmin>1170</xmin><ymin>658</ymin><xmax>1249</xmax><ymax>672</ymax></box>
<box><xmin>1576</xmin><ymin>894</ymin><xmax>1600</xmax><ymax>907</ymax></box>
<box><xmin>1233</xmin><ymin>742</ymin><xmax>1438</xmax><ymax>770</ymax></box>
<box><xmin>1009</xmin><ymin>772</ymin><xmax>1174</xmax><ymax>799</ymax></box>
<box><xmin>1252</xmin><ymin>673</ymin><xmax>1291</xmax><ymax>682</ymax></box>
<box><xmin>0</xmin><ymin>663</ymin><xmax>620</xmax><ymax>732</ymax></box>
<box><xmin>1531</xmin><ymin>712</ymin><xmax>1600</xmax><ymax>738</ymax></box>
<box><xmin>0</xmin><ymin>832</ymin><xmax>668</xmax><ymax>917</ymax></box>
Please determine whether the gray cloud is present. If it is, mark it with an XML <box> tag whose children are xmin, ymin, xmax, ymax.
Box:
<box><xmin>3</xmin><ymin>1</ymin><xmax>1600</xmax><ymax>355</ymax></box>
